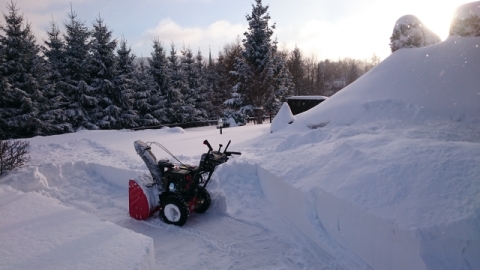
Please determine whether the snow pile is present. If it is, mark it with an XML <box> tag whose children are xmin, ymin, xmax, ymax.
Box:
<box><xmin>390</xmin><ymin>15</ymin><xmax>441</xmax><ymax>52</ymax></box>
<box><xmin>450</xmin><ymin>1</ymin><xmax>480</xmax><ymax>37</ymax></box>
<box><xmin>244</xmin><ymin>19</ymin><xmax>480</xmax><ymax>269</ymax></box>
<box><xmin>270</xmin><ymin>102</ymin><xmax>295</xmax><ymax>133</ymax></box>
<box><xmin>295</xmin><ymin>36</ymin><xmax>480</xmax><ymax>129</ymax></box>
<box><xmin>0</xmin><ymin>185</ymin><xmax>155</xmax><ymax>270</ymax></box>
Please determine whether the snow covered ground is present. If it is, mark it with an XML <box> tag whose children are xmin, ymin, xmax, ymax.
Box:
<box><xmin>1</xmin><ymin>5</ymin><xmax>480</xmax><ymax>269</ymax></box>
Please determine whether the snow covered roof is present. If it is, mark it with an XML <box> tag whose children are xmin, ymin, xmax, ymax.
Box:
<box><xmin>287</xmin><ymin>95</ymin><xmax>328</xmax><ymax>100</ymax></box>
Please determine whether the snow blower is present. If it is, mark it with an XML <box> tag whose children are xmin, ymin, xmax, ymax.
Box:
<box><xmin>129</xmin><ymin>139</ymin><xmax>241</xmax><ymax>226</ymax></box>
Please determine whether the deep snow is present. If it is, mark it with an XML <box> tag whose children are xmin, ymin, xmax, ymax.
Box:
<box><xmin>1</xmin><ymin>4</ymin><xmax>480</xmax><ymax>269</ymax></box>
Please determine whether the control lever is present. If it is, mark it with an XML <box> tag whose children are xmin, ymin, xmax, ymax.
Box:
<box><xmin>203</xmin><ymin>140</ymin><xmax>213</xmax><ymax>153</ymax></box>
<box><xmin>218</xmin><ymin>144</ymin><xmax>223</xmax><ymax>152</ymax></box>
<box><xmin>223</xmin><ymin>140</ymin><xmax>231</xmax><ymax>153</ymax></box>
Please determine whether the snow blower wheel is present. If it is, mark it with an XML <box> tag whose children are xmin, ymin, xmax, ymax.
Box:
<box><xmin>129</xmin><ymin>139</ymin><xmax>241</xmax><ymax>226</ymax></box>
<box><xmin>194</xmin><ymin>188</ymin><xmax>211</xmax><ymax>214</ymax></box>
<box><xmin>160</xmin><ymin>193</ymin><xmax>189</xmax><ymax>226</ymax></box>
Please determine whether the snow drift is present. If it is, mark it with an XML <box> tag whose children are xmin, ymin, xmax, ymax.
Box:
<box><xmin>0</xmin><ymin>185</ymin><xmax>155</xmax><ymax>270</ymax></box>
<box><xmin>255</xmin><ymin>9</ymin><xmax>480</xmax><ymax>269</ymax></box>
<box><xmin>294</xmin><ymin>37</ymin><xmax>480</xmax><ymax>129</ymax></box>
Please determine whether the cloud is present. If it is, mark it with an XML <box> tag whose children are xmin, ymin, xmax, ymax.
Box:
<box><xmin>135</xmin><ymin>18</ymin><xmax>245</xmax><ymax>56</ymax></box>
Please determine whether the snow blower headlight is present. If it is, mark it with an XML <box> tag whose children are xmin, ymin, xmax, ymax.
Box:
<box><xmin>169</xmin><ymin>182</ymin><xmax>176</xmax><ymax>192</ymax></box>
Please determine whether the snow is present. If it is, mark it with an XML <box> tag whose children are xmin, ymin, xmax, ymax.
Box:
<box><xmin>270</xmin><ymin>102</ymin><xmax>295</xmax><ymax>133</ymax></box>
<box><xmin>0</xmin><ymin>185</ymin><xmax>154</xmax><ymax>270</ymax></box>
<box><xmin>453</xmin><ymin>1</ymin><xmax>480</xmax><ymax>20</ymax></box>
<box><xmin>1</xmin><ymin>12</ymin><xmax>480</xmax><ymax>270</ymax></box>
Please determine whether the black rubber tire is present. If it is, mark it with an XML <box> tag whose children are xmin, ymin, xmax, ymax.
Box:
<box><xmin>195</xmin><ymin>188</ymin><xmax>211</xmax><ymax>214</ymax></box>
<box><xmin>160</xmin><ymin>193</ymin><xmax>189</xmax><ymax>226</ymax></box>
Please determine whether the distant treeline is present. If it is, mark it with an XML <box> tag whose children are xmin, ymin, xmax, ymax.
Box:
<box><xmin>0</xmin><ymin>1</ymin><xmax>380</xmax><ymax>139</ymax></box>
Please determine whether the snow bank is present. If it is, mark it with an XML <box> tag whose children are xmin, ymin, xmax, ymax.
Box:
<box><xmin>0</xmin><ymin>185</ymin><xmax>155</xmax><ymax>270</ymax></box>
<box><xmin>294</xmin><ymin>37</ymin><xmax>480</xmax><ymax>129</ymax></box>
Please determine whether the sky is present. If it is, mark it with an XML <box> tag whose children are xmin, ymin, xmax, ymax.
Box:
<box><xmin>2</xmin><ymin>0</ymin><xmax>472</xmax><ymax>62</ymax></box>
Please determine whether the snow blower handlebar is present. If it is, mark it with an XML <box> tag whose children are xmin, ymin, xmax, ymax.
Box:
<box><xmin>203</xmin><ymin>139</ymin><xmax>241</xmax><ymax>157</ymax></box>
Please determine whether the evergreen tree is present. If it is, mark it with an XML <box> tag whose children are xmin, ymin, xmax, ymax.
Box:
<box><xmin>167</xmin><ymin>43</ymin><xmax>188</xmax><ymax>123</ymax></box>
<box><xmin>41</xmin><ymin>19</ymin><xmax>73</xmax><ymax>135</ymax></box>
<box><xmin>390</xmin><ymin>15</ymin><xmax>440</xmax><ymax>53</ymax></box>
<box><xmin>213</xmin><ymin>40</ymin><xmax>243</xmax><ymax>121</ymax></box>
<box><xmin>0</xmin><ymin>1</ymin><xmax>48</xmax><ymax>138</ymax></box>
<box><xmin>287</xmin><ymin>46</ymin><xmax>305</xmax><ymax>96</ymax></box>
<box><xmin>114</xmin><ymin>38</ymin><xmax>139</xmax><ymax>128</ymax></box>
<box><xmin>230</xmin><ymin>0</ymin><xmax>292</xmax><ymax>123</ymax></box>
<box><xmin>134</xmin><ymin>59</ymin><xmax>163</xmax><ymax>126</ymax></box>
<box><xmin>195</xmin><ymin>50</ymin><xmax>214</xmax><ymax>118</ymax></box>
<box><xmin>90</xmin><ymin>15</ymin><xmax>120</xmax><ymax>129</ymax></box>
<box><xmin>180</xmin><ymin>46</ymin><xmax>202</xmax><ymax>122</ymax></box>
<box><xmin>146</xmin><ymin>39</ymin><xmax>169</xmax><ymax>123</ymax></box>
<box><xmin>60</xmin><ymin>8</ymin><xmax>95</xmax><ymax>129</ymax></box>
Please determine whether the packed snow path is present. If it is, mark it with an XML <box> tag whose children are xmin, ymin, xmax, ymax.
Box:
<box><xmin>0</xmin><ymin>125</ymin><xmax>360</xmax><ymax>269</ymax></box>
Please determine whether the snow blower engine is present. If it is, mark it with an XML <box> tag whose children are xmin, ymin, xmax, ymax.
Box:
<box><xmin>129</xmin><ymin>139</ymin><xmax>241</xmax><ymax>226</ymax></box>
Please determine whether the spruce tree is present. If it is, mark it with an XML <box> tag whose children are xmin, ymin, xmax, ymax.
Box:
<box><xmin>287</xmin><ymin>46</ymin><xmax>305</xmax><ymax>96</ymax></box>
<box><xmin>147</xmin><ymin>39</ymin><xmax>169</xmax><ymax>123</ymax></box>
<box><xmin>114</xmin><ymin>38</ymin><xmax>139</xmax><ymax>128</ymax></box>
<box><xmin>231</xmin><ymin>0</ymin><xmax>292</xmax><ymax>123</ymax></box>
<box><xmin>0</xmin><ymin>1</ymin><xmax>48</xmax><ymax>138</ymax></box>
<box><xmin>61</xmin><ymin>8</ymin><xmax>94</xmax><ymax>129</ymax></box>
<box><xmin>41</xmin><ymin>20</ymin><xmax>73</xmax><ymax>135</ymax></box>
<box><xmin>90</xmin><ymin>15</ymin><xmax>119</xmax><ymax>129</ymax></box>
<box><xmin>180</xmin><ymin>46</ymin><xmax>201</xmax><ymax>122</ymax></box>
<box><xmin>135</xmin><ymin>59</ymin><xmax>164</xmax><ymax>126</ymax></box>
<box><xmin>166</xmin><ymin>43</ymin><xmax>188</xmax><ymax>123</ymax></box>
<box><xmin>193</xmin><ymin>50</ymin><xmax>213</xmax><ymax>120</ymax></box>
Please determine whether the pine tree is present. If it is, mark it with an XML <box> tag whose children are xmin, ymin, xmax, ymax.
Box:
<box><xmin>180</xmin><ymin>46</ymin><xmax>201</xmax><ymax>122</ymax></box>
<box><xmin>231</xmin><ymin>0</ymin><xmax>292</xmax><ymax>123</ymax></box>
<box><xmin>214</xmin><ymin>40</ymin><xmax>243</xmax><ymax>120</ymax></box>
<box><xmin>0</xmin><ymin>1</ymin><xmax>48</xmax><ymax>138</ymax></box>
<box><xmin>147</xmin><ymin>39</ymin><xmax>169</xmax><ymax>123</ymax></box>
<box><xmin>90</xmin><ymin>15</ymin><xmax>120</xmax><ymax>129</ymax></box>
<box><xmin>287</xmin><ymin>46</ymin><xmax>305</xmax><ymax>96</ymax></box>
<box><xmin>193</xmin><ymin>50</ymin><xmax>213</xmax><ymax>119</ymax></box>
<box><xmin>114</xmin><ymin>38</ymin><xmax>139</xmax><ymax>128</ymax></box>
<box><xmin>134</xmin><ymin>59</ymin><xmax>164</xmax><ymax>126</ymax></box>
<box><xmin>41</xmin><ymin>19</ymin><xmax>73</xmax><ymax>135</ymax></box>
<box><xmin>60</xmin><ymin>8</ymin><xmax>95</xmax><ymax>129</ymax></box>
<box><xmin>390</xmin><ymin>15</ymin><xmax>440</xmax><ymax>53</ymax></box>
<box><xmin>166</xmin><ymin>43</ymin><xmax>188</xmax><ymax>123</ymax></box>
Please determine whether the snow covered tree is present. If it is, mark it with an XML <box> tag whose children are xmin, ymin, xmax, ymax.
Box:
<box><xmin>41</xmin><ymin>20</ymin><xmax>74</xmax><ymax>135</ymax></box>
<box><xmin>44</xmin><ymin>20</ymin><xmax>64</xmax><ymax>83</ymax></box>
<box><xmin>193</xmin><ymin>50</ymin><xmax>213</xmax><ymax>119</ymax></box>
<box><xmin>0</xmin><ymin>1</ymin><xmax>49</xmax><ymax>138</ymax></box>
<box><xmin>450</xmin><ymin>15</ymin><xmax>480</xmax><ymax>37</ymax></box>
<box><xmin>134</xmin><ymin>59</ymin><xmax>164</xmax><ymax>126</ymax></box>
<box><xmin>390</xmin><ymin>15</ymin><xmax>440</xmax><ymax>53</ymax></box>
<box><xmin>166</xmin><ymin>43</ymin><xmax>189</xmax><ymax>123</ymax></box>
<box><xmin>230</xmin><ymin>0</ymin><xmax>293</xmax><ymax>123</ymax></box>
<box><xmin>209</xmin><ymin>40</ymin><xmax>243</xmax><ymax>120</ymax></box>
<box><xmin>89</xmin><ymin>15</ymin><xmax>120</xmax><ymax>129</ymax></box>
<box><xmin>146</xmin><ymin>39</ymin><xmax>169</xmax><ymax>123</ymax></box>
<box><xmin>180</xmin><ymin>46</ymin><xmax>203</xmax><ymax>122</ymax></box>
<box><xmin>60</xmin><ymin>8</ymin><xmax>94</xmax><ymax>129</ymax></box>
<box><xmin>113</xmin><ymin>38</ymin><xmax>139</xmax><ymax>128</ymax></box>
